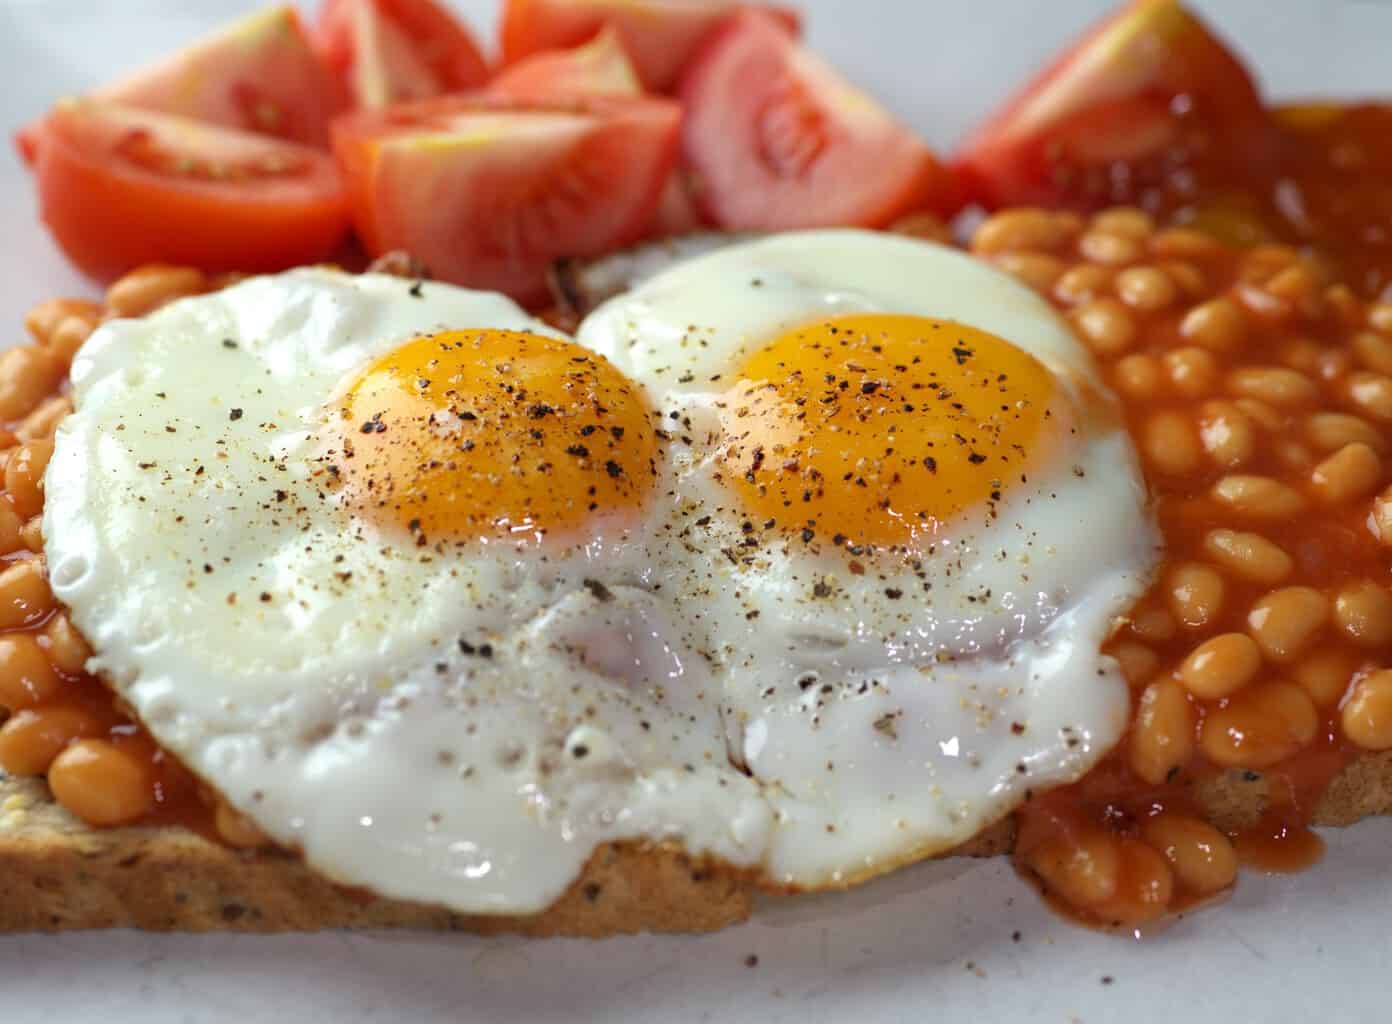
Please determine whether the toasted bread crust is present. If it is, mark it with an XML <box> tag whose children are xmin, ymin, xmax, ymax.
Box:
<box><xmin>4</xmin><ymin>753</ymin><xmax>1388</xmax><ymax>936</ymax></box>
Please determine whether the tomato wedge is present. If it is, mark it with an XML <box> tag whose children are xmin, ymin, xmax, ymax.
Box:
<box><xmin>317</xmin><ymin>0</ymin><xmax>490</xmax><ymax>109</ymax></box>
<box><xmin>679</xmin><ymin>9</ymin><xmax>951</xmax><ymax>231</ymax></box>
<box><xmin>499</xmin><ymin>0</ymin><xmax>801</xmax><ymax>92</ymax></box>
<box><xmin>954</xmin><ymin>0</ymin><xmax>1277</xmax><ymax>211</ymax></box>
<box><xmin>332</xmin><ymin>94</ymin><xmax>681</xmax><ymax>302</ymax></box>
<box><xmin>33</xmin><ymin>100</ymin><xmax>349</xmax><ymax>282</ymax></box>
<box><xmin>15</xmin><ymin>6</ymin><xmax>343</xmax><ymax>164</ymax></box>
<box><xmin>490</xmin><ymin>25</ymin><xmax>642</xmax><ymax>100</ymax></box>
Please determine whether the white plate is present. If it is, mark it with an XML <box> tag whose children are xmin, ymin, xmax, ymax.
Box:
<box><xmin>2</xmin><ymin>2</ymin><xmax>1390</xmax><ymax>1019</ymax></box>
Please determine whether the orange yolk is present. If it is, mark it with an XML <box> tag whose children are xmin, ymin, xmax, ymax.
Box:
<box><xmin>719</xmin><ymin>314</ymin><xmax>1064</xmax><ymax>550</ymax></box>
<box><xmin>336</xmin><ymin>329</ymin><xmax>659</xmax><ymax>544</ymax></box>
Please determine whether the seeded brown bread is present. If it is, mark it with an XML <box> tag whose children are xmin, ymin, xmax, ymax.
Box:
<box><xmin>5</xmin><ymin>753</ymin><xmax>1390</xmax><ymax>936</ymax></box>
<box><xmin>0</xmin><ymin>772</ymin><xmax>1016</xmax><ymax>935</ymax></box>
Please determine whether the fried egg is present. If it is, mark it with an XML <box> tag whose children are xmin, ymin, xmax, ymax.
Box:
<box><xmin>45</xmin><ymin>232</ymin><xmax>1158</xmax><ymax>913</ymax></box>
<box><xmin>578</xmin><ymin>230</ymin><xmax>1160</xmax><ymax>888</ymax></box>
<box><xmin>43</xmin><ymin>269</ymin><xmax>771</xmax><ymax>913</ymax></box>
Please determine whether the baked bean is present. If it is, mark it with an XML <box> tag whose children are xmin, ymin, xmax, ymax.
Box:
<box><xmin>1159</xmin><ymin>260</ymin><xmax>1207</xmax><ymax>297</ymax></box>
<box><xmin>1130</xmin><ymin>603</ymin><xmax>1177</xmax><ymax>643</ymax></box>
<box><xmin>1372</xmin><ymin>487</ymin><xmax>1392</xmax><ymax>546</ymax></box>
<box><xmin>1247</xmin><ymin>586</ymin><xmax>1329</xmax><ymax>663</ymax></box>
<box><xmin>1353</xmin><ymin>331</ymin><xmax>1392</xmax><ymax>375</ymax></box>
<box><xmin>19</xmin><ymin>517</ymin><xmax>43</xmax><ymax>554</ymax></box>
<box><xmin>17</xmin><ymin>395</ymin><xmax>72</xmax><ymax>443</ymax></box>
<box><xmin>0</xmin><ymin>557</ymin><xmax>54</xmax><ymax>630</ymax></box>
<box><xmin>48</xmin><ymin>739</ymin><xmax>155</xmax><ymax>827</ymax></box>
<box><xmin>1262</xmin><ymin>264</ymin><xmax>1322</xmax><ymax>317</ymax></box>
<box><xmin>971</xmin><ymin>209</ymin><xmax>1082</xmax><ymax>255</ymax></box>
<box><xmin>1346</xmin><ymin>371</ymin><xmax>1392</xmax><ymax>421</ymax></box>
<box><xmin>1340</xmin><ymin>670</ymin><xmax>1392</xmax><ymax>751</ymax></box>
<box><xmin>1151</xmin><ymin>227</ymin><xmax>1222</xmax><ymax>260</ymax></box>
<box><xmin>1091</xmin><ymin>208</ymin><xmax>1155</xmax><ymax>239</ymax></box>
<box><xmin>1079</xmin><ymin>230</ymin><xmax>1142</xmax><ymax>266</ymax></box>
<box><xmin>0</xmin><ymin>706</ymin><xmax>100</xmax><ymax>775</ymax></box>
<box><xmin>1140</xmin><ymin>814</ymin><xmax>1238</xmax><ymax>896</ymax></box>
<box><xmin>1274</xmin><ymin>439</ymin><xmax>1316</xmax><ymax>472</ymax></box>
<box><xmin>207</xmin><ymin>271</ymin><xmax>249</xmax><ymax>292</ymax></box>
<box><xmin>1318</xmin><ymin>348</ymin><xmax>1355</xmax><ymax>383</ymax></box>
<box><xmin>1143</xmin><ymin>412</ymin><xmax>1202</xmax><ymax>476</ymax></box>
<box><xmin>1180</xmin><ymin>298</ymin><xmax>1246</xmax><ymax>352</ymax></box>
<box><xmin>1202</xmin><ymin>529</ymin><xmax>1293</xmax><ymax>585</ymax></box>
<box><xmin>1292</xmin><ymin>648</ymin><xmax>1358</xmax><ymax>707</ymax></box>
<box><xmin>1071</xmin><ymin>298</ymin><xmax>1136</xmax><ymax>355</ymax></box>
<box><xmin>1281</xmin><ymin>338</ymin><xmax>1323</xmax><ymax>375</ymax></box>
<box><xmin>1325</xmin><ymin>284</ymin><xmax>1363</xmax><ymax>327</ymax></box>
<box><xmin>1108</xmin><ymin>265</ymin><xmax>1174</xmax><ymax>310</ymax></box>
<box><xmin>105</xmin><ymin>265</ymin><xmax>205</xmax><ymax>319</ymax></box>
<box><xmin>1088</xmin><ymin>839</ymin><xmax>1175</xmax><ymax>926</ymax></box>
<box><xmin>1163</xmin><ymin>347</ymin><xmax>1219</xmax><ymax>398</ymax></box>
<box><xmin>0</xmin><ymin>633</ymin><xmax>62</xmax><ymax>710</ymax></box>
<box><xmin>5</xmin><ymin>439</ymin><xmax>53</xmax><ymax>519</ymax></box>
<box><xmin>1026</xmin><ymin>830</ymin><xmax>1121</xmax><ymax>908</ymax></box>
<box><xmin>1130</xmin><ymin>679</ymin><xmax>1195</xmax><ymax>785</ymax></box>
<box><xmin>1241</xmin><ymin>244</ymin><xmax>1301</xmax><ymax>283</ymax></box>
<box><xmin>0</xmin><ymin>347</ymin><xmax>64</xmax><ymax>422</ymax></box>
<box><xmin>215</xmin><ymin>802</ymin><xmax>270</xmax><ymax>848</ymax></box>
<box><xmin>887</xmin><ymin>211</ymin><xmax>952</xmax><ymax>244</ymax></box>
<box><xmin>1168</xmin><ymin>563</ymin><xmax>1224</xmax><ymax>629</ymax></box>
<box><xmin>1113</xmin><ymin>354</ymin><xmax>1163</xmax><ymax>400</ymax></box>
<box><xmin>1178</xmin><ymin>633</ymin><xmax>1261</xmax><ymax>699</ymax></box>
<box><xmin>48</xmin><ymin>313</ymin><xmax>101</xmax><ymax>365</ymax></box>
<box><xmin>1306</xmin><ymin>412</ymin><xmax>1384</xmax><ymax>454</ymax></box>
<box><xmin>24</xmin><ymin>298</ymin><xmax>101</xmax><ymax>345</ymax></box>
<box><xmin>1232</xmin><ymin>398</ymin><xmax>1284</xmax><ymax>431</ymax></box>
<box><xmin>1310</xmin><ymin>442</ymin><xmax>1382</xmax><ymax>504</ymax></box>
<box><xmin>993</xmin><ymin>251</ymin><xmax>1064</xmax><ymax>293</ymax></box>
<box><xmin>1369</xmin><ymin>302</ymin><xmax>1392</xmax><ymax>335</ymax></box>
<box><xmin>1197</xmin><ymin>402</ymin><xmax>1257</xmax><ymax>468</ymax></box>
<box><xmin>1227</xmin><ymin>367</ymin><xmax>1320</xmax><ymax>407</ymax></box>
<box><xmin>41</xmin><ymin>612</ymin><xmax>93</xmax><ymax>675</ymax></box>
<box><xmin>1055</xmin><ymin>264</ymin><xmax>1113</xmax><ymax>305</ymax></box>
<box><xmin>0</xmin><ymin>499</ymin><xmax>24</xmax><ymax>558</ymax></box>
<box><xmin>1111</xmin><ymin>641</ymin><xmax>1159</xmax><ymax>685</ymax></box>
<box><xmin>1211</xmin><ymin>475</ymin><xmax>1307</xmax><ymax>520</ymax></box>
<box><xmin>1199</xmin><ymin>680</ymin><xmax>1319</xmax><ymax>769</ymax></box>
<box><xmin>1332</xmin><ymin>582</ymin><xmax>1392</xmax><ymax>648</ymax></box>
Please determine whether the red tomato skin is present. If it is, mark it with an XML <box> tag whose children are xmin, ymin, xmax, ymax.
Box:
<box><xmin>489</xmin><ymin>26</ymin><xmax>642</xmax><ymax>100</ymax></box>
<box><xmin>954</xmin><ymin>0</ymin><xmax>1277</xmax><ymax>211</ymax></box>
<box><xmin>317</xmin><ymin>0</ymin><xmax>490</xmax><ymax>106</ymax></box>
<box><xmin>332</xmin><ymin>93</ymin><xmax>681</xmax><ymax>303</ymax></box>
<box><xmin>678</xmin><ymin>10</ymin><xmax>953</xmax><ymax>231</ymax></box>
<box><xmin>499</xmin><ymin>0</ymin><xmax>802</xmax><ymax>92</ymax></box>
<box><xmin>34</xmin><ymin>111</ymin><xmax>349</xmax><ymax>282</ymax></box>
<box><xmin>16</xmin><ymin>5</ymin><xmax>344</xmax><ymax>166</ymax></box>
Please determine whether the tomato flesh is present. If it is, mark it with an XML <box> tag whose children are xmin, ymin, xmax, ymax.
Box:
<box><xmin>490</xmin><ymin>25</ymin><xmax>642</xmax><ymax>100</ymax></box>
<box><xmin>954</xmin><ymin>0</ymin><xmax>1276</xmax><ymax>212</ymax></box>
<box><xmin>317</xmin><ymin>0</ymin><xmax>490</xmax><ymax>108</ymax></box>
<box><xmin>332</xmin><ymin>94</ymin><xmax>681</xmax><ymax>302</ymax></box>
<box><xmin>34</xmin><ymin>101</ymin><xmax>349</xmax><ymax>282</ymax></box>
<box><xmin>499</xmin><ymin>0</ymin><xmax>801</xmax><ymax>92</ymax></box>
<box><xmin>16</xmin><ymin>6</ymin><xmax>343</xmax><ymax>164</ymax></box>
<box><xmin>679</xmin><ymin>9</ymin><xmax>952</xmax><ymax>231</ymax></box>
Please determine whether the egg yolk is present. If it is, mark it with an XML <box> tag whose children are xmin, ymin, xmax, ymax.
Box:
<box><xmin>719</xmin><ymin>314</ymin><xmax>1065</xmax><ymax>550</ymax></box>
<box><xmin>336</xmin><ymin>329</ymin><xmax>659</xmax><ymax>543</ymax></box>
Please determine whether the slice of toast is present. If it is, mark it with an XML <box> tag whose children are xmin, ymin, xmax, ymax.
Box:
<box><xmin>3</xmin><ymin>752</ymin><xmax>1388</xmax><ymax>936</ymax></box>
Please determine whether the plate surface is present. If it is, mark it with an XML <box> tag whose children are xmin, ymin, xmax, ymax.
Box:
<box><xmin>3</xmin><ymin>2</ymin><xmax>1391</xmax><ymax>1020</ymax></box>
